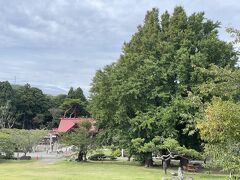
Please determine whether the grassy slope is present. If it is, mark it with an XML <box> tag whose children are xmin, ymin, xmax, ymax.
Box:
<box><xmin>0</xmin><ymin>160</ymin><xmax>227</xmax><ymax>180</ymax></box>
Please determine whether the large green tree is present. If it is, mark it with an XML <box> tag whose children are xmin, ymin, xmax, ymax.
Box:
<box><xmin>89</xmin><ymin>7</ymin><xmax>237</xmax><ymax>166</ymax></box>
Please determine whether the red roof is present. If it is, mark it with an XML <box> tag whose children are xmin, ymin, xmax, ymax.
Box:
<box><xmin>57</xmin><ymin>118</ymin><xmax>96</xmax><ymax>133</ymax></box>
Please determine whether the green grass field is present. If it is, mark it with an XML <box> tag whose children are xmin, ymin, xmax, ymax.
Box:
<box><xmin>0</xmin><ymin>160</ymin><xmax>227</xmax><ymax>180</ymax></box>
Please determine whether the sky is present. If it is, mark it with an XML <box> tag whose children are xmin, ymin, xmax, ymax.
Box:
<box><xmin>0</xmin><ymin>0</ymin><xmax>239</xmax><ymax>96</ymax></box>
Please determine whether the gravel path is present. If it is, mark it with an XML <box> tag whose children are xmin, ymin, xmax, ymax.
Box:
<box><xmin>38</xmin><ymin>156</ymin><xmax>63</xmax><ymax>165</ymax></box>
<box><xmin>14</xmin><ymin>151</ymin><xmax>65</xmax><ymax>165</ymax></box>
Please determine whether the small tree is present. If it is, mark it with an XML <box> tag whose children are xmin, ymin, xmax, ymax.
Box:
<box><xmin>197</xmin><ymin>98</ymin><xmax>240</xmax><ymax>175</ymax></box>
<box><xmin>0</xmin><ymin>129</ymin><xmax>15</xmax><ymax>158</ymax></box>
<box><xmin>12</xmin><ymin>129</ymin><xmax>47</xmax><ymax>156</ymax></box>
<box><xmin>0</xmin><ymin>129</ymin><xmax>46</xmax><ymax>158</ymax></box>
<box><xmin>60</xmin><ymin>120</ymin><xmax>96</xmax><ymax>161</ymax></box>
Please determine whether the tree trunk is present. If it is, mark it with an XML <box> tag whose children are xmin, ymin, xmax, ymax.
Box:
<box><xmin>127</xmin><ymin>155</ymin><xmax>132</xmax><ymax>161</ymax></box>
<box><xmin>166</xmin><ymin>158</ymin><xmax>171</xmax><ymax>167</ymax></box>
<box><xmin>77</xmin><ymin>150</ymin><xmax>84</xmax><ymax>161</ymax></box>
<box><xmin>144</xmin><ymin>152</ymin><xmax>153</xmax><ymax>167</ymax></box>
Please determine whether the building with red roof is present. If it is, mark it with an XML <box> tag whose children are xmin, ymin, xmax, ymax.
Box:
<box><xmin>57</xmin><ymin>117</ymin><xmax>96</xmax><ymax>133</ymax></box>
<box><xmin>44</xmin><ymin>118</ymin><xmax>96</xmax><ymax>152</ymax></box>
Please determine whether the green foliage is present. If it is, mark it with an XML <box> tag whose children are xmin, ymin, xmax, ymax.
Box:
<box><xmin>0</xmin><ymin>81</ymin><xmax>14</xmax><ymax>107</ymax></box>
<box><xmin>48</xmin><ymin>94</ymin><xmax>67</xmax><ymax>108</ymax></box>
<box><xmin>48</xmin><ymin>108</ymin><xmax>62</xmax><ymax>128</ymax></box>
<box><xmin>198</xmin><ymin>65</ymin><xmax>240</xmax><ymax>102</ymax></box>
<box><xmin>60</xmin><ymin>122</ymin><xmax>96</xmax><ymax>161</ymax></box>
<box><xmin>79</xmin><ymin>120</ymin><xmax>92</xmax><ymax>131</ymax></box>
<box><xmin>68</xmin><ymin>87</ymin><xmax>86</xmax><ymax>102</ymax></box>
<box><xmin>88</xmin><ymin>153</ymin><xmax>105</xmax><ymax>161</ymax></box>
<box><xmin>13</xmin><ymin>129</ymin><xmax>47</xmax><ymax>155</ymax></box>
<box><xmin>61</xmin><ymin>98</ymin><xmax>88</xmax><ymax>118</ymax></box>
<box><xmin>89</xmin><ymin>6</ymin><xmax>237</xmax><ymax>164</ymax></box>
<box><xmin>0</xmin><ymin>128</ymin><xmax>47</xmax><ymax>157</ymax></box>
<box><xmin>111</xmin><ymin>149</ymin><xmax>121</xmax><ymax>157</ymax></box>
<box><xmin>0</xmin><ymin>82</ymin><xmax>62</xmax><ymax>129</ymax></box>
<box><xmin>198</xmin><ymin>98</ymin><xmax>240</xmax><ymax>143</ymax></box>
<box><xmin>60</xmin><ymin>128</ymin><xmax>90</xmax><ymax>148</ymax></box>
<box><xmin>14</xmin><ymin>84</ymin><xmax>51</xmax><ymax>129</ymax></box>
<box><xmin>62</xmin><ymin>87</ymin><xmax>89</xmax><ymax>118</ymax></box>
<box><xmin>0</xmin><ymin>100</ymin><xmax>16</xmax><ymax>128</ymax></box>
<box><xmin>0</xmin><ymin>81</ymin><xmax>88</xmax><ymax>129</ymax></box>
<box><xmin>159</xmin><ymin>138</ymin><xmax>200</xmax><ymax>158</ymax></box>
<box><xmin>0</xmin><ymin>129</ymin><xmax>15</xmax><ymax>158</ymax></box>
<box><xmin>198</xmin><ymin>98</ymin><xmax>240</xmax><ymax>173</ymax></box>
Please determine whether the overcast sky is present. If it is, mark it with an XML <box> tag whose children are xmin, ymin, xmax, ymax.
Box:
<box><xmin>0</xmin><ymin>0</ymin><xmax>239</xmax><ymax>96</ymax></box>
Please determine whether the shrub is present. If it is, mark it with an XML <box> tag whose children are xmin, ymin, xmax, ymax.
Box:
<box><xmin>111</xmin><ymin>149</ymin><xmax>121</xmax><ymax>157</ymax></box>
<box><xmin>20</xmin><ymin>156</ymin><xmax>31</xmax><ymax>160</ymax></box>
<box><xmin>0</xmin><ymin>153</ymin><xmax>16</xmax><ymax>160</ymax></box>
<box><xmin>88</xmin><ymin>153</ymin><xmax>106</xmax><ymax>161</ymax></box>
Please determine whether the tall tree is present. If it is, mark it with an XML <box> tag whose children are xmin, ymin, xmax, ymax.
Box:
<box><xmin>15</xmin><ymin>84</ymin><xmax>50</xmax><ymax>129</ymax></box>
<box><xmin>0</xmin><ymin>81</ymin><xmax>14</xmax><ymax>106</ymax></box>
<box><xmin>89</xmin><ymin>6</ymin><xmax>237</xmax><ymax>166</ymax></box>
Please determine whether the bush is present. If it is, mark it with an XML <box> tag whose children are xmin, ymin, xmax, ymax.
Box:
<box><xmin>88</xmin><ymin>153</ymin><xmax>118</xmax><ymax>161</ymax></box>
<box><xmin>88</xmin><ymin>153</ymin><xmax>106</xmax><ymax>161</ymax></box>
<box><xmin>0</xmin><ymin>153</ymin><xmax>17</xmax><ymax>160</ymax></box>
<box><xmin>132</xmin><ymin>154</ymin><xmax>145</xmax><ymax>164</ymax></box>
<box><xmin>20</xmin><ymin>156</ymin><xmax>31</xmax><ymax>160</ymax></box>
<box><xmin>111</xmin><ymin>149</ymin><xmax>121</xmax><ymax>157</ymax></box>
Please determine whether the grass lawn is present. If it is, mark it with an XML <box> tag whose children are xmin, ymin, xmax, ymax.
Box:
<box><xmin>0</xmin><ymin>160</ymin><xmax>227</xmax><ymax>180</ymax></box>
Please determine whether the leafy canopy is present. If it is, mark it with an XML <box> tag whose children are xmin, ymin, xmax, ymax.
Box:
<box><xmin>89</xmin><ymin>6</ymin><xmax>237</xmax><ymax>163</ymax></box>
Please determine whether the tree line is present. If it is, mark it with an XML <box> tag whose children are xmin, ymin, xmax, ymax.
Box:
<box><xmin>0</xmin><ymin>82</ymin><xmax>89</xmax><ymax>129</ymax></box>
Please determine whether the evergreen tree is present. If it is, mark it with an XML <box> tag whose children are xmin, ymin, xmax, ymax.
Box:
<box><xmin>62</xmin><ymin>87</ymin><xmax>89</xmax><ymax>118</ymax></box>
<box><xmin>89</xmin><ymin>6</ymin><xmax>237</xmax><ymax>166</ymax></box>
